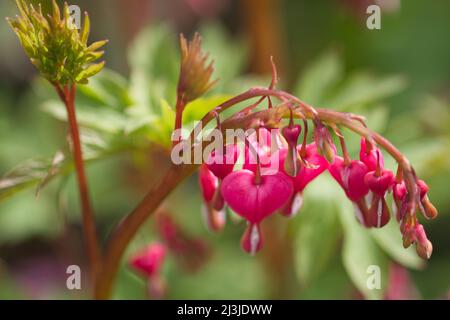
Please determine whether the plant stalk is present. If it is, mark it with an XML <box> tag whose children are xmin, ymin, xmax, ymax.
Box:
<box><xmin>56</xmin><ymin>83</ymin><xmax>102</xmax><ymax>288</ymax></box>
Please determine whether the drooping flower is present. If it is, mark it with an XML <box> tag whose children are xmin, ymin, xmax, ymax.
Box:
<box><xmin>206</xmin><ymin>144</ymin><xmax>240</xmax><ymax>180</ymax></box>
<box><xmin>416</xmin><ymin>180</ymin><xmax>438</xmax><ymax>220</ymax></box>
<box><xmin>129</xmin><ymin>243</ymin><xmax>168</xmax><ymax>299</ymax></box>
<box><xmin>314</xmin><ymin>121</ymin><xmax>336</xmax><ymax>164</ymax></box>
<box><xmin>221</xmin><ymin>169</ymin><xmax>294</xmax><ymax>254</ymax></box>
<box><xmin>360</xmin><ymin>137</ymin><xmax>384</xmax><ymax>172</ymax></box>
<box><xmin>364</xmin><ymin>169</ymin><xmax>395</xmax><ymax>228</ymax></box>
<box><xmin>402</xmin><ymin>221</ymin><xmax>433</xmax><ymax>260</ymax></box>
<box><xmin>198</xmin><ymin>164</ymin><xmax>226</xmax><ymax>231</ymax></box>
<box><xmin>130</xmin><ymin>243</ymin><xmax>167</xmax><ymax>278</ymax></box>
<box><xmin>281</xmin><ymin>124</ymin><xmax>302</xmax><ymax>177</ymax></box>
<box><xmin>280</xmin><ymin>142</ymin><xmax>329</xmax><ymax>217</ymax></box>
<box><xmin>329</xmin><ymin>157</ymin><xmax>370</xmax><ymax>202</ymax></box>
<box><xmin>329</xmin><ymin>156</ymin><xmax>370</xmax><ymax>226</ymax></box>
<box><xmin>156</xmin><ymin>212</ymin><xmax>211</xmax><ymax>271</ymax></box>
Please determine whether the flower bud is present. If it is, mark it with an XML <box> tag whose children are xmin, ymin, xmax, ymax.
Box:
<box><xmin>329</xmin><ymin>157</ymin><xmax>370</xmax><ymax>201</ymax></box>
<box><xmin>360</xmin><ymin>137</ymin><xmax>384</xmax><ymax>171</ymax></box>
<box><xmin>130</xmin><ymin>243</ymin><xmax>167</xmax><ymax>278</ymax></box>
<box><xmin>364</xmin><ymin>170</ymin><xmax>394</xmax><ymax>196</ymax></box>
<box><xmin>282</xmin><ymin>124</ymin><xmax>302</xmax><ymax>177</ymax></box>
<box><xmin>314</xmin><ymin>123</ymin><xmax>336</xmax><ymax>164</ymax></box>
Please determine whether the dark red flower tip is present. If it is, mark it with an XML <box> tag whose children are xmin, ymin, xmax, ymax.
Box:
<box><xmin>206</xmin><ymin>144</ymin><xmax>239</xmax><ymax>180</ymax></box>
<box><xmin>329</xmin><ymin>156</ymin><xmax>370</xmax><ymax>201</ymax></box>
<box><xmin>360</xmin><ymin>137</ymin><xmax>384</xmax><ymax>172</ymax></box>
<box><xmin>364</xmin><ymin>169</ymin><xmax>395</xmax><ymax>196</ymax></box>
<box><xmin>130</xmin><ymin>243</ymin><xmax>167</xmax><ymax>278</ymax></box>
<box><xmin>221</xmin><ymin>169</ymin><xmax>294</xmax><ymax>224</ymax></box>
<box><xmin>241</xmin><ymin>223</ymin><xmax>264</xmax><ymax>255</ymax></box>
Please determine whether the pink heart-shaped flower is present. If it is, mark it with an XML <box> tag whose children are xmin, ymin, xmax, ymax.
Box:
<box><xmin>364</xmin><ymin>169</ymin><xmax>394</xmax><ymax>196</ymax></box>
<box><xmin>206</xmin><ymin>144</ymin><xmax>239</xmax><ymax>180</ymax></box>
<box><xmin>130</xmin><ymin>243</ymin><xmax>167</xmax><ymax>278</ymax></box>
<box><xmin>360</xmin><ymin>137</ymin><xmax>384</xmax><ymax>172</ymax></box>
<box><xmin>329</xmin><ymin>156</ymin><xmax>369</xmax><ymax>201</ymax></box>
<box><xmin>221</xmin><ymin>169</ymin><xmax>294</xmax><ymax>223</ymax></box>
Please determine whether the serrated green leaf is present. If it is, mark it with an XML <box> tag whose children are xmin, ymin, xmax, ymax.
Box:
<box><xmin>77</xmin><ymin>68</ymin><xmax>132</xmax><ymax>110</ymax></box>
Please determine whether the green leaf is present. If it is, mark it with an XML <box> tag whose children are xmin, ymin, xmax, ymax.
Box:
<box><xmin>293</xmin><ymin>181</ymin><xmax>341</xmax><ymax>286</ymax></box>
<box><xmin>128</xmin><ymin>24</ymin><xmax>179</xmax><ymax>111</ymax></box>
<box><xmin>370</xmin><ymin>218</ymin><xmax>424</xmax><ymax>270</ymax></box>
<box><xmin>77</xmin><ymin>68</ymin><xmax>132</xmax><ymax>110</ymax></box>
<box><xmin>338</xmin><ymin>200</ymin><xmax>389</xmax><ymax>300</ymax></box>
<box><xmin>41</xmin><ymin>100</ymin><xmax>129</xmax><ymax>134</ymax></box>
<box><xmin>294</xmin><ymin>50</ymin><xmax>343</xmax><ymax>106</ymax></box>
<box><xmin>146</xmin><ymin>99</ymin><xmax>176</xmax><ymax>147</ymax></box>
<box><xmin>182</xmin><ymin>95</ymin><xmax>231</xmax><ymax>124</ymax></box>
<box><xmin>325</xmin><ymin>73</ymin><xmax>407</xmax><ymax>111</ymax></box>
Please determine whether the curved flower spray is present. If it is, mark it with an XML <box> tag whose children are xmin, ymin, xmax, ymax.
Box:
<box><xmin>7</xmin><ymin>0</ymin><xmax>438</xmax><ymax>299</ymax></box>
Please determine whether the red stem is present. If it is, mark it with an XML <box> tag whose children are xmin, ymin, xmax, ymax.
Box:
<box><xmin>56</xmin><ymin>83</ymin><xmax>101</xmax><ymax>288</ymax></box>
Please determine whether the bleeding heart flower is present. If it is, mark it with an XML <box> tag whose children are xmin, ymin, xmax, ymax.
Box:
<box><xmin>364</xmin><ymin>169</ymin><xmax>395</xmax><ymax>228</ymax></box>
<box><xmin>329</xmin><ymin>156</ymin><xmax>369</xmax><ymax>201</ymax></box>
<box><xmin>364</xmin><ymin>170</ymin><xmax>394</xmax><ymax>197</ymax></box>
<box><xmin>415</xmin><ymin>180</ymin><xmax>438</xmax><ymax>220</ymax></box>
<box><xmin>402</xmin><ymin>223</ymin><xmax>433</xmax><ymax>259</ymax></box>
<box><xmin>314</xmin><ymin>122</ymin><xmax>336</xmax><ymax>164</ymax></box>
<box><xmin>199</xmin><ymin>164</ymin><xmax>218</xmax><ymax>203</ymax></box>
<box><xmin>221</xmin><ymin>169</ymin><xmax>294</xmax><ymax>223</ymax></box>
<box><xmin>198</xmin><ymin>164</ymin><xmax>226</xmax><ymax>231</ymax></box>
<box><xmin>221</xmin><ymin>169</ymin><xmax>294</xmax><ymax>254</ymax></box>
<box><xmin>130</xmin><ymin>243</ymin><xmax>167</xmax><ymax>278</ymax></box>
<box><xmin>206</xmin><ymin>144</ymin><xmax>239</xmax><ymax>180</ymax></box>
<box><xmin>279</xmin><ymin>143</ymin><xmax>329</xmax><ymax>217</ymax></box>
<box><xmin>129</xmin><ymin>242</ymin><xmax>168</xmax><ymax>299</ymax></box>
<box><xmin>281</xmin><ymin>124</ymin><xmax>302</xmax><ymax>176</ymax></box>
<box><xmin>282</xmin><ymin>125</ymin><xmax>301</xmax><ymax>145</ymax></box>
<box><xmin>360</xmin><ymin>137</ymin><xmax>384</xmax><ymax>172</ymax></box>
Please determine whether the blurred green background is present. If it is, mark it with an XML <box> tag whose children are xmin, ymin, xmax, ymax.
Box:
<box><xmin>0</xmin><ymin>0</ymin><xmax>449</xmax><ymax>299</ymax></box>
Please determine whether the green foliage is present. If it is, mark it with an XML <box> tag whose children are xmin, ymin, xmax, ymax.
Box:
<box><xmin>294</xmin><ymin>177</ymin><xmax>341</xmax><ymax>286</ymax></box>
<box><xmin>294</xmin><ymin>51</ymin><xmax>407</xmax><ymax>112</ymax></box>
<box><xmin>7</xmin><ymin>0</ymin><xmax>106</xmax><ymax>85</ymax></box>
<box><xmin>338</xmin><ymin>200</ymin><xmax>388</xmax><ymax>300</ymax></box>
<box><xmin>0</xmin><ymin>23</ymin><xmax>243</xmax><ymax>203</ymax></box>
